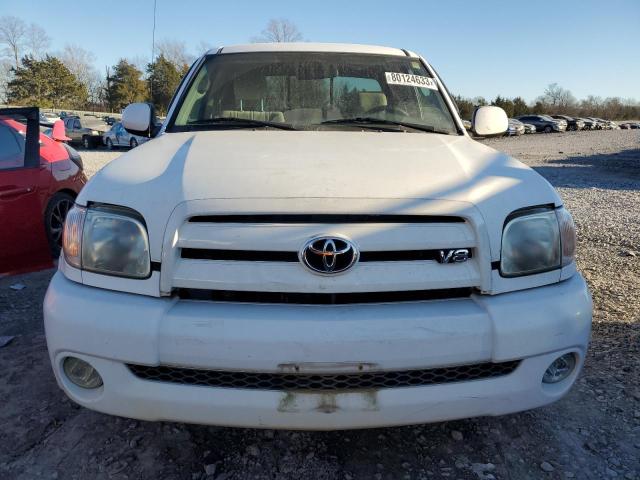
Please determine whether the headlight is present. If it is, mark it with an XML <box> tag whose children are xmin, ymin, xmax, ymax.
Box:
<box><xmin>501</xmin><ymin>210</ymin><xmax>560</xmax><ymax>276</ymax></box>
<box><xmin>501</xmin><ymin>207</ymin><xmax>571</xmax><ymax>277</ymax></box>
<box><xmin>63</xmin><ymin>204</ymin><xmax>150</xmax><ymax>278</ymax></box>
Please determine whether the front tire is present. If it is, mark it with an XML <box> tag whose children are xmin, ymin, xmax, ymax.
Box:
<box><xmin>45</xmin><ymin>192</ymin><xmax>75</xmax><ymax>258</ymax></box>
<box><xmin>130</xmin><ymin>138</ymin><xmax>138</xmax><ymax>148</ymax></box>
<box><xmin>82</xmin><ymin>136</ymin><xmax>92</xmax><ymax>149</ymax></box>
<box><xmin>544</xmin><ymin>125</ymin><xmax>552</xmax><ymax>133</ymax></box>
<box><xmin>105</xmin><ymin>138</ymin><xmax>113</xmax><ymax>150</ymax></box>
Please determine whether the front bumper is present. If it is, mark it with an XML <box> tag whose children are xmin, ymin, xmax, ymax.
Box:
<box><xmin>44</xmin><ymin>273</ymin><xmax>592</xmax><ymax>430</ymax></box>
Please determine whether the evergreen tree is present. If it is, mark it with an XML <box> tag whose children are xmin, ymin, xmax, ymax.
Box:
<box><xmin>491</xmin><ymin>95</ymin><xmax>515</xmax><ymax>118</ymax></box>
<box><xmin>147</xmin><ymin>54</ymin><xmax>182</xmax><ymax>115</ymax></box>
<box><xmin>106</xmin><ymin>59</ymin><xmax>146</xmax><ymax>111</ymax></box>
<box><xmin>512</xmin><ymin>96</ymin><xmax>529</xmax><ymax>116</ymax></box>
<box><xmin>7</xmin><ymin>54</ymin><xmax>87</xmax><ymax>108</ymax></box>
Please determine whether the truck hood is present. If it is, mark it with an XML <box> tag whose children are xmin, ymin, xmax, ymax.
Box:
<box><xmin>78</xmin><ymin>130</ymin><xmax>561</xmax><ymax>259</ymax></box>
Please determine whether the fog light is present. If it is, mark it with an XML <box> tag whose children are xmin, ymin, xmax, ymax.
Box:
<box><xmin>543</xmin><ymin>353</ymin><xmax>576</xmax><ymax>384</ymax></box>
<box><xmin>63</xmin><ymin>357</ymin><xmax>103</xmax><ymax>389</ymax></box>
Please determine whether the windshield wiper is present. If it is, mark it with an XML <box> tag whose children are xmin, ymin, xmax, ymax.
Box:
<box><xmin>186</xmin><ymin>117</ymin><xmax>299</xmax><ymax>131</ymax></box>
<box><xmin>320</xmin><ymin>117</ymin><xmax>452</xmax><ymax>134</ymax></box>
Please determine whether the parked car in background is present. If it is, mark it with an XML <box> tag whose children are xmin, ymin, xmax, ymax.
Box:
<box><xmin>574</xmin><ymin>117</ymin><xmax>595</xmax><ymax>130</ymax></box>
<box><xmin>551</xmin><ymin>115</ymin><xmax>585</xmax><ymax>131</ymax></box>
<box><xmin>515</xmin><ymin>114</ymin><xmax>566</xmax><ymax>133</ymax></box>
<box><xmin>103</xmin><ymin>122</ymin><xmax>149</xmax><ymax>149</ymax></box>
<box><xmin>64</xmin><ymin>116</ymin><xmax>109</xmax><ymax>149</ymax></box>
<box><xmin>506</xmin><ymin>118</ymin><xmax>525</xmax><ymax>136</ymax></box>
<box><xmin>594</xmin><ymin>118</ymin><xmax>613</xmax><ymax>130</ymax></box>
<box><xmin>523</xmin><ymin>122</ymin><xmax>536</xmax><ymax>134</ymax></box>
<box><xmin>39</xmin><ymin>112</ymin><xmax>61</xmax><ymax>127</ymax></box>
<box><xmin>0</xmin><ymin>108</ymin><xmax>86</xmax><ymax>276</ymax></box>
<box><xmin>620</xmin><ymin>122</ymin><xmax>640</xmax><ymax>129</ymax></box>
<box><xmin>45</xmin><ymin>43</ymin><xmax>590</xmax><ymax>431</ymax></box>
<box><xmin>103</xmin><ymin>116</ymin><xmax>117</xmax><ymax>126</ymax></box>
<box><xmin>586</xmin><ymin>117</ymin><xmax>605</xmax><ymax>130</ymax></box>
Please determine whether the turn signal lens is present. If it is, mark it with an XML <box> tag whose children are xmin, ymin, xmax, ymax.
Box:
<box><xmin>62</xmin><ymin>205</ymin><xmax>86</xmax><ymax>267</ymax></box>
<box><xmin>556</xmin><ymin>208</ymin><xmax>576</xmax><ymax>267</ymax></box>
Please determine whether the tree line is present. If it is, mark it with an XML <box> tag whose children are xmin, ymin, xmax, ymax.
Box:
<box><xmin>1</xmin><ymin>15</ymin><xmax>637</xmax><ymax>119</ymax></box>
<box><xmin>454</xmin><ymin>83</ymin><xmax>640</xmax><ymax>121</ymax></box>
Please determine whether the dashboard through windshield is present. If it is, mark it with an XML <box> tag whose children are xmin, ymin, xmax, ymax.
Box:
<box><xmin>169</xmin><ymin>52</ymin><xmax>460</xmax><ymax>134</ymax></box>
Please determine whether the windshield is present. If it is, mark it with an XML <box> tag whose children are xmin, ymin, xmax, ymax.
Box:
<box><xmin>170</xmin><ymin>52</ymin><xmax>459</xmax><ymax>134</ymax></box>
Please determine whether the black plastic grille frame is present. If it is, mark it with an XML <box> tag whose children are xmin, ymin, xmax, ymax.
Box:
<box><xmin>127</xmin><ymin>360</ymin><xmax>520</xmax><ymax>391</ymax></box>
<box><xmin>177</xmin><ymin>287</ymin><xmax>473</xmax><ymax>304</ymax></box>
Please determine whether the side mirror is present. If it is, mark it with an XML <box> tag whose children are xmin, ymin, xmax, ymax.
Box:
<box><xmin>472</xmin><ymin>106</ymin><xmax>508</xmax><ymax>137</ymax></box>
<box><xmin>122</xmin><ymin>102</ymin><xmax>160</xmax><ymax>138</ymax></box>
<box><xmin>51</xmin><ymin>119</ymin><xmax>71</xmax><ymax>142</ymax></box>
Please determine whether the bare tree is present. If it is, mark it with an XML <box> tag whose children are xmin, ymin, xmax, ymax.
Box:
<box><xmin>0</xmin><ymin>16</ymin><xmax>27</xmax><ymax>68</ymax></box>
<box><xmin>59</xmin><ymin>44</ymin><xmax>97</xmax><ymax>87</ymax></box>
<box><xmin>87</xmin><ymin>70</ymin><xmax>105</xmax><ymax>108</ymax></box>
<box><xmin>156</xmin><ymin>39</ymin><xmax>194</xmax><ymax>69</ymax></box>
<box><xmin>0</xmin><ymin>59</ymin><xmax>12</xmax><ymax>103</ymax></box>
<box><xmin>252</xmin><ymin>18</ymin><xmax>303</xmax><ymax>43</ymax></box>
<box><xmin>541</xmin><ymin>83</ymin><xmax>576</xmax><ymax>110</ymax></box>
<box><xmin>25</xmin><ymin>23</ymin><xmax>50</xmax><ymax>58</ymax></box>
<box><xmin>196</xmin><ymin>40</ymin><xmax>215</xmax><ymax>56</ymax></box>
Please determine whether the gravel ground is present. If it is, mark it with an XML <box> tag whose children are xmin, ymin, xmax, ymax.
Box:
<box><xmin>1</xmin><ymin>130</ymin><xmax>639</xmax><ymax>480</ymax></box>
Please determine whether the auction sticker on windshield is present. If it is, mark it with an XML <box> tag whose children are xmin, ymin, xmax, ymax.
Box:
<box><xmin>385</xmin><ymin>72</ymin><xmax>438</xmax><ymax>90</ymax></box>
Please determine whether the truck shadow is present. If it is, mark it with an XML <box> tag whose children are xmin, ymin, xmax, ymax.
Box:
<box><xmin>531</xmin><ymin>148</ymin><xmax>640</xmax><ymax>191</ymax></box>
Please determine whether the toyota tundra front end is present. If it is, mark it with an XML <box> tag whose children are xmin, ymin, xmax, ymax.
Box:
<box><xmin>44</xmin><ymin>43</ymin><xmax>592</xmax><ymax>430</ymax></box>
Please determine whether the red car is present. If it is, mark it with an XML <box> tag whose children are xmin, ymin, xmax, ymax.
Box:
<box><xmin>0</xmin><ymin>107</ymin><xmax>87</xmax><ymax>276</ymax></box>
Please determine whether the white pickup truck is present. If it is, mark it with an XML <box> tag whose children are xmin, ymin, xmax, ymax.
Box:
<box><xmin>45</xmin><ymin>43</ymin><xmax>592</xmax><ymax>430</ymax></box>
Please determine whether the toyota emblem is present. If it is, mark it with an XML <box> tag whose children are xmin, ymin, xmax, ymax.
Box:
<box><xmin>300</xmin><ymin>236</ymin><xmax>359</xmax><ymax>274</ymax></box>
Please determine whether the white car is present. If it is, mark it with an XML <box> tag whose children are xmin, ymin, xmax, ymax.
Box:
<box><xmin>102</xmin><ymin>122</ymin><xmax>149</xmax><ymax>149</ymax></box>
<box><xmin>44</xmin><ymin>43</ymin><xmax>592</xmax><ymax>430</ymax></box>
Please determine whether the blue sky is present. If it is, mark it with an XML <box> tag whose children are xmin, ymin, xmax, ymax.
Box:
<box><xmin>3</xmin><ymin>0</ymin><xmax>639</xmax><ymax>102</ymax></box>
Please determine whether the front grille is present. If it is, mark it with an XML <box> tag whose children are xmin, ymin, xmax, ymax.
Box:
<box><xmin>127</xmin><ymin>360</ymin><xmax>520</xmax><ymax>391</ymax></box>
<box><xmin>181</xmin><ymin>248</ymin><xmax>473</xmax><ymax>263</ymax></box>
<box><xmin>177</xmin><ymin>287</ymin><xmax>473</xmax><ymax>304</ymax></box>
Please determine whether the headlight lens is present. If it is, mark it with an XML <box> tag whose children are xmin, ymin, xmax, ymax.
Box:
<box><xmin>63</xmin><ymin>205</ymin><xmax>150</xmax><ymax>278</ymax></box>
<box><xmin>500</xmin><ymin>210</ymin><xmax>561</xmax><ymax>277</ymax></box>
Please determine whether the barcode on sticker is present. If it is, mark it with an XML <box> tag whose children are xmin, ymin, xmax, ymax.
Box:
<box><xmin>385</xmin><ymin>72</ymin><xmax>438</xmax><ymax>90</ymax></box>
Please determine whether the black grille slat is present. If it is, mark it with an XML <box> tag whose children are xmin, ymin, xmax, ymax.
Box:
<box><xmin>181</xmin><ymin>248</ymin><xmax>472</xmax><ymax>263</ymax></box>
<box><xmin>127</xmin><ymin>361</ymin><xmax>520</xmax><ymax>391</ymax></box>
<box><xmin>183</xmin><ymin>248</ymin><xmax>298</xmax><ymax>262</ymax></box>
<box><xmin>177</xmin><ymin>288</ymin><xmax>473</xmax><ymax>304</ymax></box>
<box><xmin>188</xmin><ymin>214</ymin><xmax>465</xmax><ymax>224</ymax></box>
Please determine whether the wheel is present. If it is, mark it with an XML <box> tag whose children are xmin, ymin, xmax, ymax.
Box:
<box><xmin>105</xmin><ymin>138</ymin><xmax>113</xmax><ymax>150</ymax></box>
<box><xmin>44</xmin><ymin>192</ymin><xmax>75</xmax><ymax>258</ymax></box>
<box><xmin>544</xmin><ymin>125</ymin><xmax>552</xmax><ymax>133</ymax></box>
<box><xmin>130</xmin><ymin>138</ymin><xmax>138</xmax><ymax>148</ymax></box>
<box><xmin>82</xmin><ymin>136</ymin><xmax>92</xmax><ymax>149</ymax></box>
